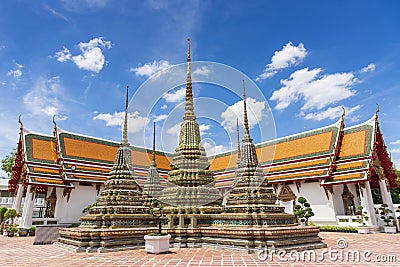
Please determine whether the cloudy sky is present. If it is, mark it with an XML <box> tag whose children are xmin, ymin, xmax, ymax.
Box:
<box><xmin>1</xmin><ymin>1</ymin><xmax>400</xmax><ymax>177</ymax></box>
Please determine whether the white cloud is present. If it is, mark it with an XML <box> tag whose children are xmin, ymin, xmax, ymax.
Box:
<box><xmin>256</xmin><ymin>42</ymin><xmax>307</xmax><ymax>81</ymax></box>
<box><xmin>54</xmin><ymin>37</ymin><xmax>111</xmax><ymax>73</ymax></box>
<box><xmin>303</xmin><ymin>105</ymin><xmax>361</xmax><ymax>121</ymax></box>
<box><xmin>7</xmin><ymin>69</ymin><xmax>22</xmax><ymax>78</ymax></box>
<box><xmin>162</xmin><ymin>87</ymin><xmax>186</xmax><ymax>103</ymax></box>
<box><xmin>390</xmin><ymin>140</ymin><xmax>400</xmax><ymax>145</ymax></box>
<box><xmin>202</xmin><ymin>141</ymin><xmax>227</xmax><ymax>156</ymax></box>
<box><xmin>360</xmin><ymin>63</ymin><xmax>376</xmax><ymax>73</ymax></box>
<box><xmin>130</xmin><ymin>60</ymin><xmax>172</xmax><ymax>78</ymax></box>
<box><xmin>270</xmin><ymin>68</ymin><xmax>357</xmax><ymax>111</ymax></box>
<box><xmin>93</xmin><ymin>111</ymin><xmax>147</xmax><ymax>133</ymax></box>
<box><xmin>7</xmin><ymin>62</ymin><xmax>24</xmax><ymax>78</ymax></box>
<box><xmin>390</xmin><ymin>148</ymin><xmax>400</xmax><ymax>154</ymax></box>
<box><xmin>221</xmin><ymin>97</ymin><xmax>266</xmax><ymax>132</ymax></box>
<box><xmin>54</xmin><ymin>47</ymin><xmax>72</xmax><ymax>62</ymax></box>
<box><xmin>160</xmin><ymin>104</ymin><xmax>168</xmax><ymax>110</ymax></box>
<box><xmin>23</xmin><ymin>77</ymin><xmax>64</xmax><ymax>117</ymax></box>
<box><xmin>199</xmin><ymin>124</ymin><xmax>211</xmax><ymax>135</ymax></box>
<box><xmin>61</xmin><ymin>0</ymin><xmax>109</xmax><ymax>12</ymax></box>
<box><xmin>167</xmin><ymin>123</ymin><xmax>181</xmax><ymax>136</ymax></box>
<box><xmin>1</xmin><ymin>81</ymin><xmax>6</xmax><ymax>86</ymax></box>
<box><xmin>193</xmin><ymin>66</ymin><xmax>211</xmax><ymax>77</ymax></box>
<box><xmin>153</xmin><ymin>114</ymin><xmax>168</xmax><ymax>122</ymax></box>
<box><xmin>44</xmin><ymin>5</ymin><xmax>70</xmax><ymax>21</ymax></box>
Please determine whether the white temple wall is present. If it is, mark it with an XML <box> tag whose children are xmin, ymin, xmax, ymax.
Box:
<box><xmin>277</xmin><ymin>182</ymin><xmax>337</xmax><ymax>225</ymax></box>
<box><xmin>56</xmin><ymin>183</ymin><xmax>103</xmax><ymax>224</ymax></box>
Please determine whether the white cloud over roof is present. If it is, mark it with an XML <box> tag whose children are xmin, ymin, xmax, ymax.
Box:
<box><xmin>256</xmin><ymin>42</ymin><xmax>307</xmax><ymax>81</ymax></box>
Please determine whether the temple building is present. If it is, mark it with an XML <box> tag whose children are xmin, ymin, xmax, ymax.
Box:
<box><xmin>8</xmin><ymin>40</ymin><xmax>399</xmax><ymax>237</ymax></box>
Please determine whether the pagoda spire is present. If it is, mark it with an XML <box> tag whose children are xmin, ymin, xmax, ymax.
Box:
<box><xmin>183</xmin><ymin>38</ymin><xmax>196</xmax><ymax>121</ymax></box>
<box><xmin>122</xmin><ymin>86</ymin><xmax>129</xmax><ymax>145</ymax></box>
<box><xmin>236</xmin><ymin>118</ymin><xmax>241</xmax><ymax>165</ymax></box>
<box><xmin>151</xmin><ymin>122</ymin><xmax>156</xmax><ymax>167</ymax></box>
<box><xmin>242</xmin><ymin>80</ymin><xmax>251</xmax><ymax>142</ymax></box>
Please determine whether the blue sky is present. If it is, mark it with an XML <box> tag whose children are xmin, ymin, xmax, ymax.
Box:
<box><xmin>1</xmin><ymin>0</ymin><xmax>400</xmax><ymax>177</ymax></box>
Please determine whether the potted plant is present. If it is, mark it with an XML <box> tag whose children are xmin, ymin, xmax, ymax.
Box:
<box><xmin>29</xmin><ymin>226</ymin><xmax>36</xmax><ymax>236</ymax></box>
<box><xmin>294</xmin><ymin>197</ymin><xmax>314</xmax><ymax>226</ymax></box>
<box><xmin>144</xmin><ymin>200</ymin><xmax>171</xmax><ymax>254</ymax></box>
<box><xmin>379</xmin><ymin>203</ymin><xmax>396</xmax><ymax>233</ymax></box>
<box><xmin>8</xmin><ymin>224</ymin><xmax>18</xmax><ymax>237</ymax></box>
<box><xmin>356</xmin><ymin>205</ymin><xmax>370</xmax><ymax>234</ymax></box>
<box><xmin>18</xmin><ymin>227</ymin><xmax>29</xmax><ymax>237</ymax></box>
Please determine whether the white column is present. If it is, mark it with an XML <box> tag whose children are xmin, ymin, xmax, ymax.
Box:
<box><xmin>12</xmin><ymin>183</ymin><xmax>24</xmax><ymax>214</ymax></box>
<box><xmin>20</xmin><ymin>185</ymin><xmax>35</xmax><ymax>228</ymax></box>
<box><xmin>379</xmin><ymin>179</ymin><xmax>399</xmax><ymax>230</ymax></box>
<box><xmin>359</xmin><ymin>182</ymin><xmax>377</xmax><ymax>227</ymax></box>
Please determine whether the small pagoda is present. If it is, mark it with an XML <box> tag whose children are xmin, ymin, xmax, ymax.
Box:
<box><xmin>57</xmin><ymin>87</ymin><xmax>156</xmax><ymax>252</ymax></box>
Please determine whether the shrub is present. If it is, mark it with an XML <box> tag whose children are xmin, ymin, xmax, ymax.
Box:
<box><xmin>294</xmin><ymin>197</ymin><xmax>314</xmax><ymax>225</ymax></box>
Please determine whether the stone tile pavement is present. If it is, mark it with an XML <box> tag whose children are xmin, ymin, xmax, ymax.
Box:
<box><xmin>0</xmin><ymin>232</ymin><xmax>399</xmax><ymax>266</ymax></box>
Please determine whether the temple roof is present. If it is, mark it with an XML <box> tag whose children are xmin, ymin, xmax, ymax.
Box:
<box><xmin>9</xmin><ymin>113</ymin><xmax>398</xmax><ymax>192</ymax></box>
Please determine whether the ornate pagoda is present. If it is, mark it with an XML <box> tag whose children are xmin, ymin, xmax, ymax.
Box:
<box><xmin>158</xmin><ymin>38</ymin><xmax>222</xmax><ymax>212</ymax></box>
<box><xmin>57</xmin><ymin>87</ymin><xmax>156</xmax><ymax>252</ymax></box>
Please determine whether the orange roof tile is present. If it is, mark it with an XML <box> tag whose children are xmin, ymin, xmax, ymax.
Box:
<box><xmin>31</xmin><ymin>138</ymin><xmax>57</xmax><ymax>162</ymax></box>
<box><xmin>338</xmin><ymin>130</ymin><xmax>368</xmax><ymax>158</ymax></box>
<box><xmin>62</xmin><ymin>136</ymin><xmax>117</xmax><ymax>162</ymax></box>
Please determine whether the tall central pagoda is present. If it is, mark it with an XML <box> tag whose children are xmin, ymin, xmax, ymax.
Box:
<box><xmin>159</xmin><ymin>39</ymin><xmax>222</xmax><ymax>211</ymax></box>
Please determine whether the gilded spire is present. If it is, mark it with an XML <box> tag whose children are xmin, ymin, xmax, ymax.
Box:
<box><xmin>151</xmin><ymin>122</ymin><xmax>156</xmax><ymax>167</ymax></box>
<box><xmin>242</xmin><ymin>80</ymin><xmax>251</xmax><ymax>141</ymax></box>
<box><xmin>122</xmin><ymin>86</ymin><xmax>129</xmax><ymax>145</ymax></box>
<box><xmin>236</xmin><ymin>118</ymin><xmax>241</xmax><ymax>164</ymax></box>
<box><xmin>183</xmin><ymin>38</ymin><xmax>196</xmax><ymax>121</ymax></box>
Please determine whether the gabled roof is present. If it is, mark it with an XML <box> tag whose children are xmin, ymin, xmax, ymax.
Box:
<box><xmin>321</xmin><ymin>115</ymin><xmax>375</xmax><ymax>186</ymax></box>
<box><xmin>211</xmin><ymin>118</ymin><xmax>343</xmax><ymax>189</ymax></box>
<box><xmin>9</xmin><ymin>126</ymin><xmax>74</xmax><ymax>192</ymax></box>
<box><xmin>57</xmin><ymin>127</ymin><xmax>172</xmax><ymax>186</ymax></box>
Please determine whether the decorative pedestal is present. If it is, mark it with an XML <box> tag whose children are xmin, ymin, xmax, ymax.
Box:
<box><xmin>357</xmin><ymin>227</ymin><xmax>370</xmax><ymax>234</ymax></box>
<box><xmin>383</xmin><ymin>226</ymin><xmax>397</xmax><ymax>234</ymax></box>
<box><xmin>144</xmin><ymin>234</ymin><xmax>171</xmax><ymax>254</ymax></box>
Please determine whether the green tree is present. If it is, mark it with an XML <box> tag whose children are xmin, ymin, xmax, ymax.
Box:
<box><xmin>4</xmin><ymin>208</ymin><xmax>17</xmax><ymax>224</ymax></box>
<box><xmin>0</xmin><ymin>206</ymin><xmax>7</xmax><ymax>223</ymax></box>
<box><xmin>294</xmin><ymin>197</ymin><xmax>315</xmax><ymax>226</ymax></box>
<box><xmin>1</xmin><ymin>149</ymin><xmax>16</xmax><ymax>177</ymax></box>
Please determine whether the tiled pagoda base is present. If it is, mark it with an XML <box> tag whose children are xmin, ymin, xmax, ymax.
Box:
<box><xmin>56</xmin><ymin>227</ymin><xmax>157</xmax><ymax>253</ymax></box>
<box><xmin>56</xmin><ymin>221</ymin><xmax>326</xmax><ymax>253</ymax></box>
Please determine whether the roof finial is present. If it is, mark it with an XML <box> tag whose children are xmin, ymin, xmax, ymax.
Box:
<box><xmin>18</xmin><ymin>114</ymin><xmax>23</xmax><ymax>129</ymax></box>
<box><xmin>183</xmin><ymin>38</ymin><xmax>195</xmax><ymax>121</ymax></box>
<box><xmin>236</xmin><ymin>118</ymin><xmax>241</xmax><ymax>164</ymax></box>
<box><xmin>151</xmin><ymin>121</ymin><xmax>156</xmax><ymax>166</ymax></box>
<box><xmin>52</xmin><ymin>115</ymin><xmax>56</xmax><ymax>127</ymax></box>
<box><xmin>376</xmin><ymin>103</ymin><xmax>380</xmax><ymax>116</ymax></box>
<box><xmin>242</xmin><ymin>80</ymin><xmax>251</xmax><ymax>140</ymax></box>
<box><xmin>122</xmin><ymin>86</ymin><xmax>129</xmax><ymax>145</ymax></box>
<box><xmin>341</xmin><ymin>106</ymin><xmax>346</xmax><ymax>119</ymax></box>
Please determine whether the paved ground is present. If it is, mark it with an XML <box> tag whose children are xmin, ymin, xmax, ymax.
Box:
<box><xmin>0</xmin><ymin>232</ymin><xmax>399</xmax><ymax>266</ymax></box>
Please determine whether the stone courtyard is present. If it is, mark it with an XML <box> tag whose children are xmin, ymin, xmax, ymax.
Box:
<box><xmin>1</xmin><ymin>232</ymin><xmax>399</xmax><ymax>267</ymax></box>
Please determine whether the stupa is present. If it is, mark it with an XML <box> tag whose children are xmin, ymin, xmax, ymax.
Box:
<box><xmin>142</xmin><ymin>122</ymin><xmax>163</xmax><ymax>206</ymax></box>
<box><xmin>158</xmin><ymin>39</ymin><xmax>223</xmax><ymax>212</ymax></box>
<box><xmin>57</xmin><ymin>87</ymin><xmax>156</xmax><ymax>252</ymax></box>
<box><xmin>57</xmin><ymin>39</ymin><xmax>326</xmax><ymax>253</ymax></box>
